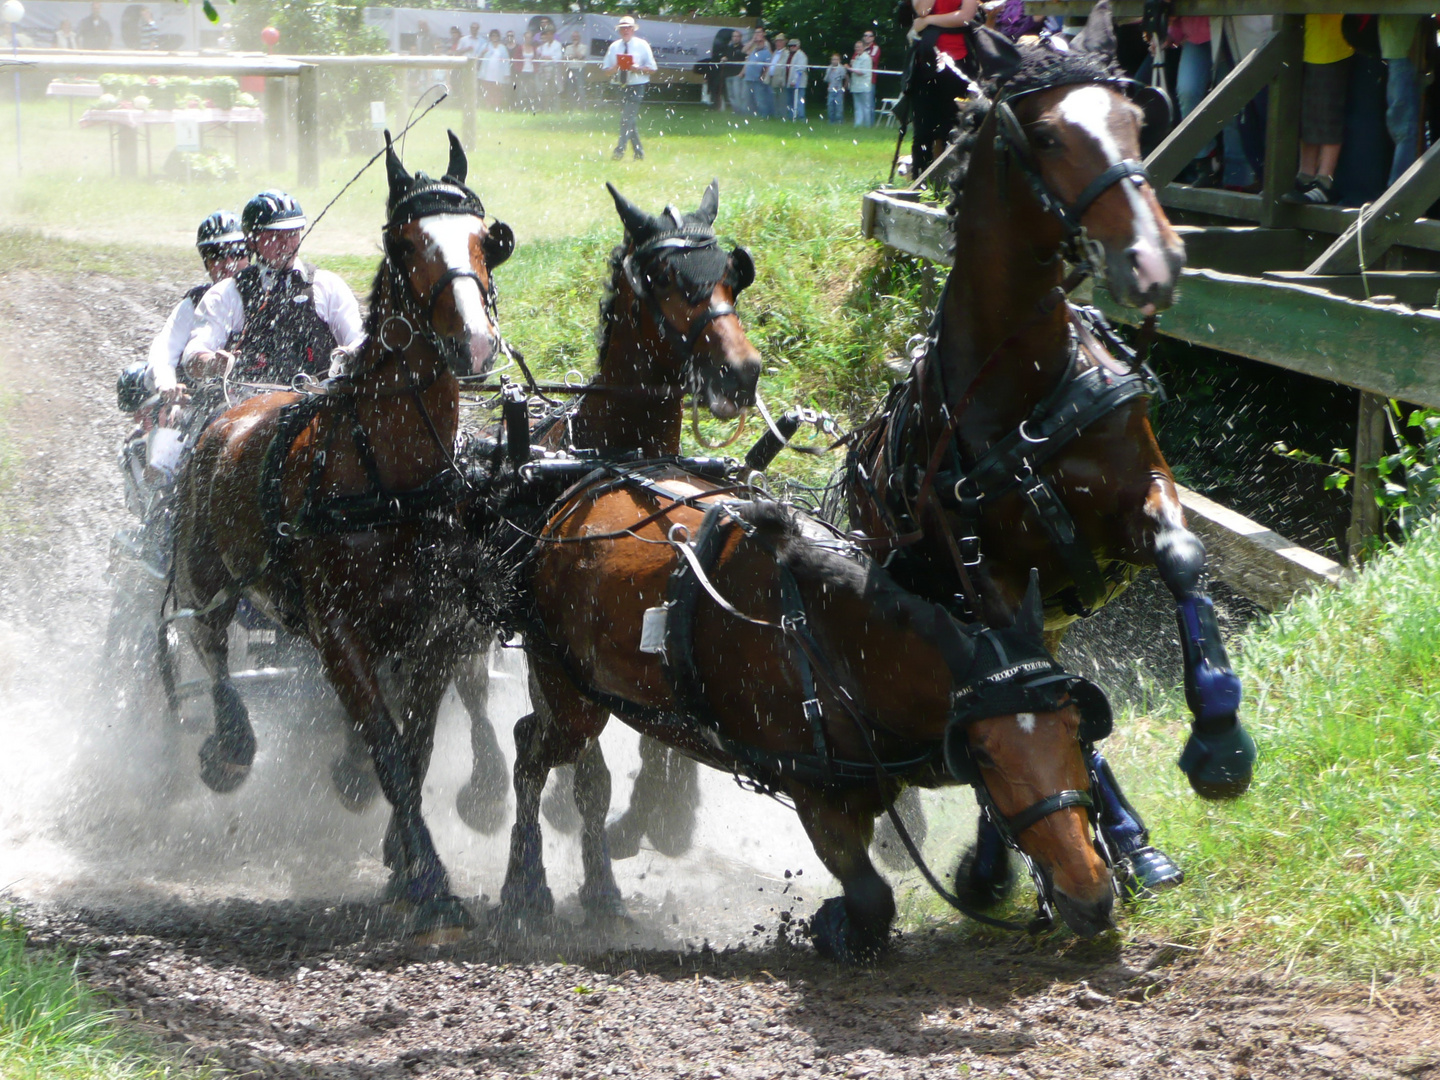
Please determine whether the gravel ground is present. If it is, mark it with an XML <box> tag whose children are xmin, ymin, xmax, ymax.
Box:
<box><xmin>2</xmin><ymin>264</ymin><xmax>1438</xmax><ymax>1080</ymax></box>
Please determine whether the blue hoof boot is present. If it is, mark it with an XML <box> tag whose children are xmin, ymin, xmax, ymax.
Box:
<box><xmin>808</xmin><ymin>897</ymin><xmax>884</xmax><ymax>964</ymax></box>
<box><xmin>1123</xmin><ymin>846</ymin><xmax>1185</xmax><ymax>899</ymax></box>
<box><xmin>410</xmin><ymin>896</ymin><xmax>472</xmax><ymax>945</ymax></box>
<box><xmin>198</xmin><ymin>732</ymin><xmax>254</xmax><ymax>794</ymax></box>
<box><xmin>1179</xmin><ymin>718</ymin><xmax>1257</xmax><ymax>800</ymax></box>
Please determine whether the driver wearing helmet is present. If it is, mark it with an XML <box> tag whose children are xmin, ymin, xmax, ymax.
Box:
<box><xmin>143</xmin><ymin>210</ymin><xmax>249</xmax><ymax>413</ymax></box>
<box><xmin>182</xmin><ymin>190</ymin><xmax>363</xmax><ymax>386</ymax></box>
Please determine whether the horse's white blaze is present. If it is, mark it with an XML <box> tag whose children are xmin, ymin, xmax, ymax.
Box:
<box><xmin>418</xmin><ymin>214</ymin><xmax>496</xmax><ymax>350</ymax></box>
<box><xmin>1016</xmin><ymin>711</ymin><xmax>1037</xmax><ymax>734</ymax></box>
<box><xmin>1056</xmin><ymin>86</ymin><xmax>1169</xmax><ymax>291</ymax></box>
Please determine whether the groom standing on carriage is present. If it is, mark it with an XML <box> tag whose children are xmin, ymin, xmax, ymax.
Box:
<box><xmin>182</xmin><ymin>191</ymin><xmax>364</xmax><ymax>388</ymax></box>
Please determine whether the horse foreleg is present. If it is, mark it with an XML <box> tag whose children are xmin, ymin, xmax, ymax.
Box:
<box><xmin>792</xmin><ymin>788</ymin><xmax>894</xmax><ymax>963</ymax></box>
<box><xmin>314</xmin><ymin>620</ymin><xmax>467</xmax><ymax>934</ymax></box>
<box><xmin>453</xmin><ymin>642</ymin><xmax>511</xmax><ymax>834</ymax></box>
<box><xmin>574</xmin><ymin>739</ymin><xmax>626</xmax><ymax>921</ymax></box>
<box><xmin>190</xmin><ymin>601</ymin><xmax>255</xmax><ymax>795</ymax></box>
<box><xmin>607</xmin><ymin>736</ymin><xmax>700</xmax><ymax>860</ymax></box>
<box><xmin>500</xmin><ymin>657</ymin><xmax>605</xmax><ymax>923</ymax></box>
<box><xmin>1142</xmin><ymin>478</ymin><xmax>1257</xmax><ymax>799</ymax></box>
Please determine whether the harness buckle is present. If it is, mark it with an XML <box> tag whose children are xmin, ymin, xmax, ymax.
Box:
<box><xmin>959</xmin><ymin>535</ymin><xmax>983</xmax><ymax>566</ymax></box>
<box><xmin>801</xmin><ymin>697</ymin><xmax>824</xmax><ymax>727</ymax></box>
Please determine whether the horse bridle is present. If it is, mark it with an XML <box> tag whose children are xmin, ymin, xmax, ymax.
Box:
<box><xmin>377</xmin><ymin>230</ymin><xmax>503</xmax><ymax>373</ymax></box>
<box><xmin>622</xmin><ymin>233</ymin><xmax>751</xmax><ymax>372</ymax></box>
<box><xmin>991</xmin><ymin>86</ymin><xmax>1152</xmax><ymax>272</ymax></box>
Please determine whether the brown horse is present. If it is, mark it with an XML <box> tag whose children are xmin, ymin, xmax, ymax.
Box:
<box><xmin>443</xmin><ymin>181</ymin><xmax>762</xmax><ymax>850</ymax></box>
<box><xmin>847</xmin><ymin>12</ymin><xmax>1255</xmax><ymax>901</ymax></box>
<box><xmin>169</xmin><ymin>133</ymin><xmax>515</xmax><ymax>939</ymax></box>
<box><xmin>502</xmin><ymin>483</ymin><xmax>1119</xmax><ymax>958</ymax></box>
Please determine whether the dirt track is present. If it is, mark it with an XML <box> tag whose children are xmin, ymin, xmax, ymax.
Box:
<box><xmin>2</xmin><ymin>264</ymin><xmax>1439</xmax><ymax>1080</ymax></box>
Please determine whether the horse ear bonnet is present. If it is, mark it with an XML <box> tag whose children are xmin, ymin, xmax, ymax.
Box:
<box><xmin>1072</xmin><ymin>0</ymin><xmax>1119</xmax><ymax>61</ymax></box>
<box><xmin>386</xmin><ymin>129</ymin><xmax>488</xmax><ymax>226</ymax></box>
<box><xmin>483</xmin><ymin>221</ymin><xmax>515</xmax><ymax>268</ymax></box>
<box><xmin>609</xmin><ymin>180</ymin><xmax>731</xmax><ymax>305</ymax></box>
<box><xmin>729</xmin><ymin>246</ymin><xmax>756</xmax><ymax>293</ymax></box>
<box><xmin>970</xmin><ymin>25</ymin><xmax>1024</xmax><ymax>84</ymax></box>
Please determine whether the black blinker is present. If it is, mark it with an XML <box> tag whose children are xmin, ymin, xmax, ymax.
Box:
<box><xmin>483</xmin><ymin>221</ymin><xmax>515</xmax><ymax>268</ymax></box>
<box><xmin>729</xmin><ymin>246</ymin><xmax>755</xmax><ymax>293</ymax></box>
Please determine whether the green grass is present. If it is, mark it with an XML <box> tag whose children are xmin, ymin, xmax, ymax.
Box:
<box><xmin>0</xmin><ymin>912</ymin><xmax>197</xmax><ymax>1079</ymax></box>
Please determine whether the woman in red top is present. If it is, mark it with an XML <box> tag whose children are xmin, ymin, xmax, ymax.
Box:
<box><xmin>905</xmin><ymin>0</ymin><xmax>979</xmax><ymax>180</ymax></box>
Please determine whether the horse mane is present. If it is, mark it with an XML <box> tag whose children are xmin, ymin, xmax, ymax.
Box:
<box><xmin>362</xmin><ymin>236</ymin><xmax>403</xmax><ymax>339</ymax></box>
<box><xmin>593</xmin><ymin>244</ymin><xmax>629</xmax><ymax>376</ymax></box>
<box><xmin>734</xmin><ymin>501</ymin><xmax>955</xmax><ymax>642</ymax></box>
<box><xmin>945</xmin><ymin>41</ymin><xmax>1120</xmax><ymax>229</ymax></box>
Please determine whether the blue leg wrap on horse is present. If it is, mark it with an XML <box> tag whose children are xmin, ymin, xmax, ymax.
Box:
<box><xmin>1176</xmin><ymin>596</ymin><xmax>1243</xmax><ymax>723</ymax></box>
<box><xmin>1089</xmin><ymin>750</ymin><xmax>1145</xmax><ymax>854</ymax></box>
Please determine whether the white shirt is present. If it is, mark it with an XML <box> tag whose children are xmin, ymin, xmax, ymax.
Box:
<box><xmin>457</xmin><ymin>33</ymin><xmax>481</xmax><ymax>57</ymax></box>
<box><xmin>603</xmin><ymin>35</ymin><xmax>655</xmax><ymax>85</ymax></box>
<box><xmin>147</xmin><ymin>290</ymin><xmax>207</xmax><ymax>393</ymax></box>
<box><xmin>182</xmin><ymin>264</ymin><xmax>364</xmax><ymax>365</ymax></box>
<box><xmin>535</xmin><ymin>39</ymin><xmax>564</xmax><ymax>66</ymax></box>
<box><xmin>848</xmin><ymin>52</ymin><xmax>873</xmax><ymax>93</ymax></box>
<box><xmin>785</xmin><ymin>49</ymin><xmax>809</xmax><ymax>89</ymax></box>
<box><xmin>479</xmin><ymin>42</ymin><xmax>510</xmax><ymax>83</ymax></box>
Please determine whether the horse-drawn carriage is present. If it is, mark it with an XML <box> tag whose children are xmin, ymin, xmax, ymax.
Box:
<box><xmin>101</xmin><ymin>6</ymin><xmax>1261</xmax><ymax>959</ymax></box>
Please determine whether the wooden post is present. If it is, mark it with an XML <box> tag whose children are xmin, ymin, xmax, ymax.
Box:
<box><xmin>296</xmin><ymin>64</ymin><xmax>319</xmax><ymax>187</ymax></box>
<box><xmin>1346</xmin><ymin>391</ymin><xmax>1388</xmax><ymax>563</ymax></box>
<box><xmin>1259</xmin><ymin>15</ymin><xmax>1303</xmax><ymax>229</ymax></box>
<box><xmin>460</xmin><ymin>57</ymin><xmax>477</xmax><ymax>149</ymax></box>
<box><xmin>264</xmin><ymin>76</ymin><xmax>286</xmax><ymax>172</ymax></box>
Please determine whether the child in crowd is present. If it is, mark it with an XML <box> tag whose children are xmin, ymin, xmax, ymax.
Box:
<box><xmin>1283</xmin><ymin>13</ymin><xmax>1352</xmax><ymax>205</ymax></box>
<box><xmin>826</xmin><ymin>53</ymin><xmax>847</xmax><ymax>123</ymax></box>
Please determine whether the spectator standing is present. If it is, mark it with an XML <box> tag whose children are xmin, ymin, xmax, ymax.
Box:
<box><xmin>458</xmin><ymin>21</ymin><xmax>482</xmax><ymax>56</ymax></box>
<box><xmin>766</xmin><ymin>34</ymin><xmax>789</xmax><ymax>112</ymax></box>
<box><xmin>783</xmin><ymin>37</ymin><xmax>809</xmax><ymax>121</ymax></box>
<box><xmin>479</xmin><ymin>30</ymin><xmax>509</xmax><ymax>112</ymax></box>
<box><xmin>724</xmin><ymin>30</ymin><xmax>747</xmax><ymax>112</ymax></box>
<box><xmin>447</xmin><ymin>26</ymin><xmax>463</xmax><ymax>53</ymax></box>
<box><xmin>535</xmin><ymin>26</ymin><xmax>565</xmax><ymax>111</ymax></box>
<box><xmin>825</xmin><ymin>54</ymin><xmax>847</xmax><ymax>123</ymax></box>
<box><xmin>137</xmin><ymin>7</ymin><xmax>160</xmax><ymax>50</ymax></box>
<box><xmin>77</xmin><ymin>2</ymin><xmax>112</xmax><ymax>49</ymax></box>
<box><xmin>742</xmin><ymin>30</ymin><xmax>773</xmax><ymax>117</ymax></box>
<box><xmin>1169</xmin><ymin>17</ymin><xmax>1216</xmax><ymax>185</ymax></box>
<box><xmin>1283</xmin><ymin>14</ymin><xmax>1352</xmax><ymax>204</ymax></box>
<box><xmin>1207</xmin><ymin>15</ymin><xmax>1274</xmax><ymax>189</ymax></box>
<box><xmin>603</xmin><ymin>16</ymin><xmax>656</xmax><ymax>160</ymax></box>
<box><xmin>54</xmin><ymin>18</ymin><xmax>78</xmax><ymax>49</ymax></box>
<box><xmin>849</xmin><ymin>40</ymin><xmax>874</xmax><ymax>127</ymax></box>
<box><xmin>415</xmin><ymin>20</ymin><xmax>437</xmax><ymax>57</ymax></box>
<box><xmin>907</xmin><ymin>0</ymin><xmax>979</xmax><ymax>179</ymax></box>
<box><xmin>564</xmin><ymin>29</ymin><xmax>589</xmax><ymax>107</ymax></box>
<box><xmin>514</xmin><ymin>30</ymin><xmax>538</xmax><ymax>111</ymax></box>
<box><xmin>995</xmin><ymin>0</ymin><xmax>1043</xmax><ymax>41</ymax></box>
<box><xmin>1381</xmin><ymin>15</ymin><xmax>1423</xmax><ymax>185</ymax></box>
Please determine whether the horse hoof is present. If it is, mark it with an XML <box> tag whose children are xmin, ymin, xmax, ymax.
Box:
<box><xmin>605</xmin><ymin>815</ymin><xmax>644</xmax><ymax>861</ymax></box>
<box><xmin>1121</xmin><ymin>845</ymin><xmax>1185</xmax><ymax>900</ymax></box>
<box><xmin>647</xmin><ymin>807</ymin><xmax>697</xmax><ymax>859</ymax></box>
<box><xmin>410</xmin><ymin>896</ymin><xmax>473</xmax><ymax>943</ymax></box>
<box><xmin>1178</xmin><ymin>720</ymin><xmax>1257</xmax><ymax>800</ymax></box>
<box><xmin>330</xmin><ymin>754</ymin><xmax>379</xmax><ymax>814</ymax></box>
<box><xmin>807</xmin><ymin>896</ymin><xmax>882</xmax><ymax>964</ymax></box>
<box><xmin>953</xmin><ymin>840</ymin><xmax>1015</xmax><ymax>910</ymax></box>
<box><xmin>455</xmin><ymin>780</ymin><xmax>509</xmax><ymax>835</ymax></box>
<box><xmin>198</xmin><ymin>737</ymin><xmax>252</xmax><ymax>794</ymax></box>
<box><xmin>498</xmin><ymin>881</ymin><xmax>555</xmax><ymax>921</ymax></box>
<box><xmin>580</xmin><ymin>886</ymin><xmax>629</xmax><ymax>926</ymax></box>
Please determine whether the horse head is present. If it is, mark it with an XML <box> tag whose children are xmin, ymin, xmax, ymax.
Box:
<box><xmin>972</xmin><ymin>2</ymin><xmax>1185</xmax><ymax>311</ymax></box>
<box><xmin>381</xmin><ymin>130</ymin><xmax>515</xmax><ymax>376</ymax></box>
<box><xmin>606</xmin><ymin>180</ymin><xmax>761</xmax><ymax>419</ymax></box>
<box><xmin>940</xmin><ymin>570</ymin><xmax>1115</xmax><ymax>935</ymax></box>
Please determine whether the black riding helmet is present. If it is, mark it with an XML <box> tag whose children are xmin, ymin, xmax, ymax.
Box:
<box><xmin>196</xmin><ymin>210</ymin><xmax>245</xmax><ymax>253</ymax></box>
<box><xmin>241</xmin><ymin>190</ymin><xmax>306</xmax><ymax>235</ymax></box>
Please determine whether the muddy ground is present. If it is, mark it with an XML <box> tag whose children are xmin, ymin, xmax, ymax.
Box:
<box><xmin>2</xmin><ymin>263</ymin><xmax>1438</xmax><ymax>1080</ymax></box>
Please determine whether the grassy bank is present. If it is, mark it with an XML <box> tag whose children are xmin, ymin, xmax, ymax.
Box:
<box><xmin>0</xmin><ymin>913</ymin><xmax>193</xmax><ymax>1079</ymax></box>
<box><xmin>1114</xmin><ymin>519</ymin><xmax>1440</xmax><ymax>978</ymax></box>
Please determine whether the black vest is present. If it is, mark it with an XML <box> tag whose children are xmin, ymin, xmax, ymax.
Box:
<box><xmin>230</xmin><ymin>262</ymin><xmax>338</xmax><ymax>383</ymax></box>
